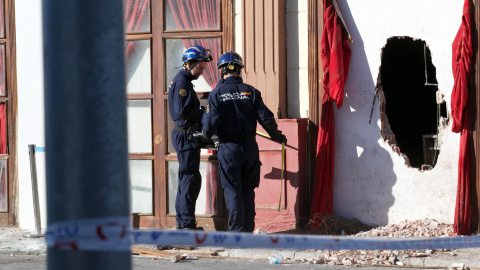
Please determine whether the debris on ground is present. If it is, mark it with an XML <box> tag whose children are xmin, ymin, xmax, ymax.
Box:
<box><xmin>299</xmin><ymin>218</ymin><xmax>458</xmax><ymax>267</ymax></box>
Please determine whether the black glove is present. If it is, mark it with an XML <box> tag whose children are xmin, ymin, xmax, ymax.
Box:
<box><xmin>277</xmin><ymin>134</ymin><xmax>287</xmax><ymax>144</ymax></box>
<box><xmin>186</xmin><ymin>121</ymin><xmax>199</xmax><ymax>140</ymax></box>
<box><xmin>211</xmin><ymin>134</ymin><xmax>219</xmax><ymax>148</ymax></box>
<box><xmin>270</xmin><ymin>132</ymin><xmax>287</xmax><ymax>144</ymax></box>
<box><xmin>199</xmin><ymin>130</ymin><xmax>210</xmax><ymax>139</ymax></box>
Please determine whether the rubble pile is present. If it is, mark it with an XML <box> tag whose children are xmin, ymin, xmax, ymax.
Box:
<box><xmin>355</xmin><ymin>218</ymin><xmax>456</xmax><ymax>238</ymax></box>
<box><xmin>299</xmin><ymin>219</ymin><xmax>456</xmax><ymax>266</ymax></box>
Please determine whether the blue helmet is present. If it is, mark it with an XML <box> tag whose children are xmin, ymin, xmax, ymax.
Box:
<box><xmin>217</xmin><ymin>51</ymin><xmax>244</xmax><ymax>69</ymax></box>
<box><xmin>182</xmin><ymin>45</ymin><xmax>212</xmax><ymax>63</ymax></box>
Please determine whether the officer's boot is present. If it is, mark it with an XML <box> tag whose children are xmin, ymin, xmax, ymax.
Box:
<box><xmin>183</xmin><ymin>221</ymin><xmax>203</xmax><ymax>231</ymax></box>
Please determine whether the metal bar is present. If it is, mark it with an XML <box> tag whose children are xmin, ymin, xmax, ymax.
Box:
<box><xmin>43</xmin><ymin>0</ymin><xmax>131</xmax><ymax>269</ymax></box>
<box><xmin>332</xmin><ymin>0</ymin><xmax>353</xmax><ymax>43</ymax></box>
<box><xmin>424</xmin><ymin>43</ymin><xmax>438</xmax><ymax>86</ymax></box>
<box><xmin>278</xmin><ymin>142</ymin><xmax>285</xmax><ymax>211</ymax></box>
<box><xmin>28</xmin><ymin>144</ymin><xmax>42</xmax><ymax>235</ymax></box>
<box><xmin>255</xmin><ymin>130</ymin><xmax>298</xmax><ymax>150</ymax></box>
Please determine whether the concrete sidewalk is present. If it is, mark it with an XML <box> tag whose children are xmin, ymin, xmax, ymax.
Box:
<box><xmin>1</xmin><ymin>227</ymin><xmax>480</xmax><ymax>268</ymax></box>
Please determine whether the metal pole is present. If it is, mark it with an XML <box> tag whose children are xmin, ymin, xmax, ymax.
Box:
<box><xmin>42</xmin><ymin>0</ymin><xmax>131</xmax><ymax>269</ymax></box>
<box><xmin>27</xmin><ymin>144</ymin><xmax>42</xmax><ymax>237</ymax></box>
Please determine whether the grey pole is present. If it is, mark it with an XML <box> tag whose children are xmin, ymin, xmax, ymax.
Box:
<box><xmin>27</xmin><ymin>144</ymin><xmax>42</xmax><ymax>237</ymax></box>
<box><xmin>42</xmin><ymin>1</ymin><xmax>131</xmax><ymax>269</ymax></box>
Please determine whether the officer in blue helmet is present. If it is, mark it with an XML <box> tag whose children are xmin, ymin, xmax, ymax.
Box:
<box><xmin>202</xmin><ymin>51</ymin><xmax>287</xmax><ymax>232</ymax></box>
<box><xmin>168</xmin><ymin>44</ymin><xmax>212</xmax><ymax>230</ymax></box>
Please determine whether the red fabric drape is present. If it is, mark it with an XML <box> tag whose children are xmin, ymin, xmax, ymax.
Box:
<box><xmin>0</xmin><ymin>46</ymin><xmax>5</xmax><ymax>154</ymax></box>
<box><xmin>0</xmin><ymin>103</ymin><xmax>6</xmax><ymax>154</ymax></box>
<box><xmin>168</xmin><ymin>0</ymin><xmax>220</xmax><ymax>88</ymax></box>
<box><xmin>310</xmin><ymin>0</ymin><xmax>351</xmax><ymax>223</ymax></box>
<box><xmin>168</xmin><ymin>1</ymin><xmax>220</xmax><ymax>213</ymax></box>
<box><xmin>0</xmin><ymin>103</ymin><xmax>5</xmax><ymax>211</ymax></box>
<box><xmin>0</xmin><ymin>45</ymin><xmax>4</xmax><ymax>96</ymax></box>
<box><xmin>125</xmin><ymin>0</ymin><xmax>149</xmax><ymax>63</ymax></box>
<box><xmin>451</xmin><ymin>0</ymin><xmax>472</xmax><ymax>235</ymax></box>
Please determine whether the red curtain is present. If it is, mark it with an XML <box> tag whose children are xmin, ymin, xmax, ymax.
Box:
<box><xmin>0</xmin><ymin>45</ymin><xmax>4</xmax><ymax>96</ymax></box>
<box><xmin>0</xmin><ymin>46</ymin><xmax>5</xmax><ymax>154</ymax></box>
<box><xmin>168</xmin><ymin>0</ymin><xmax>220</xmax><ymax>214</ymax></box>
<box><xmin>0</xmin><ymin>103</ymin><xmax>6</xmax><ymax>211</ymax></box>
<box><xmin>451</xmin><ymin>0</ymin><xmax>472</xmax><ymax>235</ymax></box>
<box><xmin>125</xmin><ymin>0</ymin><xmax>149</xmax><ymax>63</ymax></box>
<box><xmin>310</xmin><ymin>0</ymin><xmax>351</xmax><ymax>224</ymax></box>
<box><xmin>168</xmin><ymin>0</ymin><xmax>220</xmax><ymax>88</ymax></box>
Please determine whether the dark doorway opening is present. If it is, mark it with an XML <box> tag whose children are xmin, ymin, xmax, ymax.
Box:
<box><xmin>379</xmin><ymin>37</ymin><xmax>447</xmax><ymax>169</ymax></box>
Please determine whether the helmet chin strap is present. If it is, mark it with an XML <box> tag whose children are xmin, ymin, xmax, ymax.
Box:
<box><xmin>187</xmin><ymin>61</ymin><xmax>197</xmax><ymax>72</ymax></box>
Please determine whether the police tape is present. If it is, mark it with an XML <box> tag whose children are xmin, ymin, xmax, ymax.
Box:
<box><xmin>46</xmin><ymin>216</ymin><xmax>131</xmax><ymax>251</ymax></box>
<box><xmin>46</xmin><ymin>217</ymin><xmax>480</xmax><ymax>251</ymax></box>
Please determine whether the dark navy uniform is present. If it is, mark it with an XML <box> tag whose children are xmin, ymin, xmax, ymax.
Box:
<box><xmin>202</xmin><ymin>76</ymin><xmax>282</xmax><ymax>232</ymax></box>
<box><xmin>169</xmin><ymin>68</ymin><xmax>203</xmax><ymax>229</ymax></box>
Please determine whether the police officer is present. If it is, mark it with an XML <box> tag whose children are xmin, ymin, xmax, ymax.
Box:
<box><xmin>202</xmin><ymin>51</ymin><xmax>287</xmax><ymax>232</ymax></box>
<box><xmin>169</xmin><ymin>45</ymin><xmax>212</xmax><ymax>230</ymax></box>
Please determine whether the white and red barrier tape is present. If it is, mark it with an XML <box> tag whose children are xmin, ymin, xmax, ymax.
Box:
<box><xmin>45</xmin><ymin>217</ymin><xmax>480</xmax><ymax>251</ymax></box>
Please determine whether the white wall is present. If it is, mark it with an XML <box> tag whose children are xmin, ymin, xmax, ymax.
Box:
<box><xmin>234</xmin><ymin>0</ymin><xmax>242</xmax><ymax>55</ymax></box>
<box><xmin>333</xmin><ymin>0</ymin><xmax>463</xmax><ymax>226</ymax></box>
<box><xmin>286</xmin><ymin>0</ymin><xmax>309</xmax><ymax>118</ymax></box>
<box><xmin>15</xmin><ymin>0</ymin><xmax>46</xmax><ymax>229</ymax></box>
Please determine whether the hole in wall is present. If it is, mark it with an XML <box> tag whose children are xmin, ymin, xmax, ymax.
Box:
<box><xmin>377</xmin><ymin>36</ymin><xmax>448</xmax><ymax>170</ymax></box>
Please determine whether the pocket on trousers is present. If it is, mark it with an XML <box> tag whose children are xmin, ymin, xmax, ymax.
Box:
<box><xmin>254</xmin><ymin>160</ymin><xmax>262</xmax><ymax>188</ymax></box>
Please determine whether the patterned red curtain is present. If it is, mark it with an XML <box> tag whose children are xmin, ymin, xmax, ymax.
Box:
<box><xmin>0</xmin><ymin>103</ymin><xmax>6</xmax><ymax>211</ymax></box>
<box><xmin>0</xmin><ymin>45</ymin><xmax>5</xmax><ymax>154</ymax></box>
<box><xmin>125</xmin><ymin>0</ymin><xmax>149</xmax><ymax>63</ymax></box>
<box><xmin>167</xmin><ymin>0</ymin><xmax>220</xmax><ymax>88</ymax></box>
<box><xmin>0</xmin><ymin>45</ymin><xmax>5</xmax><ymax>153</ymax></box>
<box><xmin>0</xmin><ymin>46</ymin><xmax>4</xmax><ymax>96</ymax></box>
<box><xmin>168</xmin><ymin>0</ymin><xmax>220</xmax><ymax>214</ymax></box>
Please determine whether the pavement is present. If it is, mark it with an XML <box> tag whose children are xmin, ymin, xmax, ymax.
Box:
<box><xmin>1</xmin><ymin>227</ymin><xmax>480</xmax><ymax>268</ymax></box>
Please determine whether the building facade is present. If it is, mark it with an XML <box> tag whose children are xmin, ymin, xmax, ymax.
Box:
<box><xmin>2</xmin><ymin>0</ymin><xmax>478</xmax><ymax>233</ymax></box>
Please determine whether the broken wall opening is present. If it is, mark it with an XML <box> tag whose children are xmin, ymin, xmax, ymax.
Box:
<box><xmin>378</xmin><ymin>37</ymin><xmax>448</xmax><ymax>169</ymax></box>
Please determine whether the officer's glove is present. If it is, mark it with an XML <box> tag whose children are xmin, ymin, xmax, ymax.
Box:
<box><xmin>271</xmin><ymin>132</ymin><xmax>287</xmax><ymax>144</ymax></box>
<box><xmin>211</xmin><ymin>134</ymin><xmax>219</xmax><ymax>148</ymax></box>
<box><xmin>264</xmin><ymin>121</ymin><xmax>285</xmax><ymax>142</ymax></box>
<box><xmin>187</xmin><ymin>121</ymin><xmax>199</xmax><ymax>140</ymax></box>
<box><xmin>199</xmin><ymin>130</ymin><xmax>210</xmax><ymax>140</ymax></box>
<box><xmin>277</xmin><ymin>134</ymin><xmax>287</xmax><ymax>144</ymax></box>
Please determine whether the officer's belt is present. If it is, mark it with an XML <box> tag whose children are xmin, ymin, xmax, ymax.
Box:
<box><xmin>174</xmin><ymin>125</ymin><xmax>187</xmax><ymax>133</ymax></box>
<box><xmin>219</xmin><ymin>136</ymin><xmax>256</xmax><ymax>143</ymax></box>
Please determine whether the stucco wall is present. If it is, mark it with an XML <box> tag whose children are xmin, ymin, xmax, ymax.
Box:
<box><xmin>333</xmin><ymin>0</ymin><xmax>463</xmax><ymax>226</ymax></box>
<box><xmin>15</xmin><ymin>0</ymin><xmax>46</xmax><ymax>230</ymax></box>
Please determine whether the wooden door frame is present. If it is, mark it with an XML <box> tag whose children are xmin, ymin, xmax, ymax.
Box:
<box><xmin>0</xmin><ymin>0</ymin><xmax>17</xmax><ymax>227</ymax></box>
<box><xmin>132</xmin><ymin>0</ymin><xmax>233</xmax><ymax>229</ymax></box>
<box><xmin>307</xmin><ymin>0</ymin><xmax>323</xmax><ymax>214</ymax></box>
<box><xmin>472</xmin><ymin>0</ymin><xmax>479</xmax><ymax>233</ymax></box>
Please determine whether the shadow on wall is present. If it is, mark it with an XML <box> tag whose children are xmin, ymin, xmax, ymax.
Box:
<box><xmin>331</xmin><ymin>2</ymin><xmax>396</xmax><ymax>227</ymax></box>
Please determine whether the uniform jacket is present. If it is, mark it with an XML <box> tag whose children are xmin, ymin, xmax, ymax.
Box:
<box><xmin>202</xmin><ymin>76</ymin><xmax>276</xmax><ymax>142</ymax></box>
<box><xmin>168</xmin><ymin>69</ymin><xmax>203</xmax><ymax>130</ymax></box>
